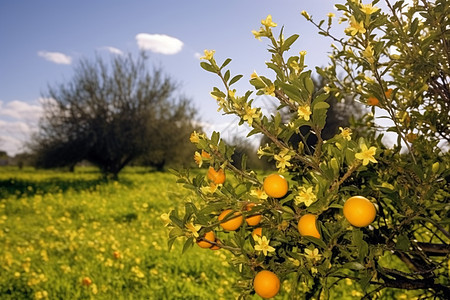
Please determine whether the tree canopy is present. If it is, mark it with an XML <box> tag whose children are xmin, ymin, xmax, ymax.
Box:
<box><xmin>31</xmin><ymin>53</ymin><xmax>198</xmax><ymax>178</ymax></box>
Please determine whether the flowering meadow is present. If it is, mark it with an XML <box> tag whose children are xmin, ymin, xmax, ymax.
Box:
<box><xmin>0</xmin><ymin>167</ymin><xmax>438</xmax><ymax>299</ymax></box>
<box><xmin>0</xmin><ymin>167</ymin><xmax>241</xmax><ymax>299</ymax></box>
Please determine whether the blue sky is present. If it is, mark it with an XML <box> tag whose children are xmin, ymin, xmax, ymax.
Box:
<box><xmin>0</xmin><ymin>0</ymin><xmax>341</xmax><ymax>156</ymax></box>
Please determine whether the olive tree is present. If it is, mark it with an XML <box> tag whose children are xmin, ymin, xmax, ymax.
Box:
<box><xmin>32</xmin><ymin>53</ymin><xmax>198</xmax><ymax>179</ymax></box>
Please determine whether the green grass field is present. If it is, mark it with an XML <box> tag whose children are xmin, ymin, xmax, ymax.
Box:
<box><xmin>0</xmin><ymin>167</ymin><xmax>242</xmax><ymax>299</ymax></box>
<box><xmin>1</xmin><ymin>167</ymin><xmax>427</xmax><ymax>299</ymax></box>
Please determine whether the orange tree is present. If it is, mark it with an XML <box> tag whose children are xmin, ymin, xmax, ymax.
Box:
<box><xmin>166</xmin><ymin>0</ymin><xmax>449</xmax><ymax>298</ymax></box>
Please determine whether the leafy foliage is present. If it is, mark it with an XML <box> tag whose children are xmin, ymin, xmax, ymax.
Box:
<box><xmin>167</xmin><ymin>1</ymin><xmax>449</xmax><ymax>299</ymax></box>
<box><xmin>31</xmin><ymin>53</ymin><xmax>198</xmax><ymax>178</ymax></box>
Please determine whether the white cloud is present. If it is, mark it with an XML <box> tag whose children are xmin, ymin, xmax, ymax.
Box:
<box><xmin>38</xmin><ymin>51</ymin><xmax>72</xmax><ymax>64</ymax></box>
<box><xmin>0</xmin><ymin>100</ymin><xmax>43</xmax><ymax>122</ymax></box>
<box><xmin>102</xmin><ymin>46</ymin><xmax>124</xmax><ymax>55</ymax></box>
<box><xmin>135</xmin><ymin>33</ymin><xmax>183</xmax><ymax>55</ymax></box>
<box><xmin>0</xmin><ymin>100</ymin><xmax>44</xmax><ymax>156</ymax></box>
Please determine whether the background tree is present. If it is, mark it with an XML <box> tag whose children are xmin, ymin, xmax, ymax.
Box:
<box><xmin>31</xmin><ymin>53</ymin><xmax>198</xmax><ymax>179</ymax></box>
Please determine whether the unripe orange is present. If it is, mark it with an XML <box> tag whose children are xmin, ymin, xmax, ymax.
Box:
<box><xmin>343</xmin><ymin>196</ymin><xmax>376</xmax><ymax>227</ymax></box>
<box><xmin>218</xmin><ymin>209</ymin><xmax>243</xmax><ymax>231</ymax></box>
<box><xmin>298</xmin><ymin>214</ymin><xmax>320</xmax><ymax>239</ymax></box>
<box><xmin>263</xmin><ymin>174</ymin><xmax>288</xmax><ymax>198</ymax></box>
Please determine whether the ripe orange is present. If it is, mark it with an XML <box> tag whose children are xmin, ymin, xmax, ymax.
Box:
<box><xmin>210</xmin><ymin>239</ymin><xmax>221</xmax><ymax>250</ymax></box>
<box><xmin>253</xmin><ymin>270</ymin><xmax>280</xmax><ymax>299</ymax></box>
<box><xmin>218</xmin><ymin>209</ymin><xmax>243</xmax><ymax>231</ymax></box>
<box><xmin>253</xmin><ymin>227</ymin><xmax>262</xmax><ymax>237</ymax></box>
<box><xmin>263</xmin><ymin>174</ymin><xmax>288</xmax><ymax>198</ymax></box>
<box><xmin>367</xmin><ymin>96</ymin><xmax>379</xmax><ymax>106</ymax></box>
<box><xmin>82</xmin><ymin>277</ymin><xmax>92</xmax><ymax>286</ymax></box>
<box><xmin>297</xmin><ymin>214</ymin><xmax>320</xmax><ymax>239</ymax></box>
<box><xmin>343</xmin><ymin>196</ymin><xmax>376</xmax><ymax>227</ymax></box>
<box><xmin>196</xmin><ymin>231</ymin><xmax>215</xmax><ymax>248</ymax></box>
<box><xmin>245</xmin><ymin>203</ymin><xmax>262</xmax><ymax>226</ymax></box>
<box><xmin>207</xmin><ymin>167</ymin><xmax>226</xmax><ymax>184</ymax></box>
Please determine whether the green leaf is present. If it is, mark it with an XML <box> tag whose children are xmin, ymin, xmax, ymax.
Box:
<box><xmin>304</xmin><ymin>76</ymin><xmax>314</xmax><ymax>95</ymax></box>
<box><xmin>311</xmin><ymin>92</ymin><xmax>329</xmax><ymax>108</ymax></box>
<box><xmin>167</xmin><ymin>236</ymin><xmax>177</xmax><ymax>251</ymax></box>
<box><xmin>211</xmin><ymin>131</ymin><xmax>220</xmax><ymax>145</ymax></box>
<box><xmin>352</xmin><ymin>229</ymin><xmax>363</xmax><ymax>247</ymax></box>
<box><xmin>279</xmin><ymin>83</ymin><xmax>301</xmax><ymax>102</ymax></box>
<box><xmin>229</xmin><ymin>74</ymin><xmax>243</xmax><ymax>86</ymax></box>
<box><xmin>200</xmin><ymin>62</ymin><xmax>217</xmax><ymax>73</ymax></box>
<box><xmin>396</xmin><ymin>234</ymin><xmax>411</xmax><ymax>251</ymax></box>
<box><xmin>220</xmin><ymin>58</ymin><xmax>232</xmax><ymax>70</ymax></box>
<box><xmin>313</xmin><ymin>102</ymin><xmax>330</xmax><ymax>110</ymax></box>
<box><xmin>182</xmin><ymin>237</ymin><xmax>194</xmax><ymax>254</ymax></box>
<box><xmin>281</xmin><ymin>34</ymin><xmax>299</xmax><ymax>52</ymax></box>
<box><xmin>334</xmin><ymin>4</ymin><xmax>348</xmax><ymax>11</ymax></box>
<box><xmin>359</xmin><ymin>240</ymin><xmax>369</xmax><ymax>262</ymax></box>
<box><xmin>303</xmin><ymin>236</ymin><xmax>327</xmax><ymax>249</ymax></box>
<box><xmin>266</xmin><ymin>62</ymin><xmax>284</xmax><ymax>80</ymax></box>
<box><xmin>223</xmin><ymin>70</ymin><xmax>230</xmax><ymax>83</ymax></box>
<box><xmin>169</xmin><ymin>227</ymin><xmax>184</xmax><ymax>238</ymax></box>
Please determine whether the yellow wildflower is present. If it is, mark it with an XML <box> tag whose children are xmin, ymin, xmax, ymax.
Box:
<box><xmin>228</xmin><ymin>89</ymin><xmax>236</xmax><ymax>100</ymax></box>
<box><xmin>360</xmin><ymin>3</ymin><xmax>380</xmax><ymax>15</ymax></box>
<box><xmin>250</xmin><ymin>71</ymin><xmax>259</xmax><ymax>79</ymax></box>
<box><xmin>301</xmin><ymin>10</ymin><xmax>311</xmax><ymax>20</ymax></box>
<box><xmin>339</xmin><ymin>127</ymin><xmax>352</xmax><ymax>141</ymax></box>
<box><xmin>288</xmin><ymin>257</ymin><xmax>301</xmax><ymax>267</ymax></box>
<box><xmin>254</xmin><ymin>236</ymin><xmax>276</xmax><ymax>256</ymax></box>
<box><xmin>185</xmin><ymin>222</ymin><xmax>201</xmax><ymax>238</ymax></box>
<box><xmin>131</xmin><ymin>266</ymin><xmax>145</xmax><ymax>279</ymax></box>
<box><xmin>200</xmin><ymin>49</ymin><xmax>215</xmax><ymax>60</ymax></box>
<box><xmin>251</xmin><ymin>188</ymin><xmax>268</xmax><ymax>200</ymax></box>
<box><xmin>355</xmin><ymin>143</ymin><xmax>377</xmax><ymax>165</ymax></box>
<box><xmin>261</xmin><ymin>15</ymin><xmax>277</xmax><ymax>28</ymax></box>
<box><xmin>160</xmin><ymin>213</ymin><xmax>171</xmax><ymax>227</ymax></box>
<box><xmin>327</xmin><ymin>12</ymin><xmax>336</xmax><ymax>18</ymax></box>
<box><xmin>189</xmin><ymin>131</ymin><xmax>204</xmax><ymax>143</ymax></box>
<box><xmin>200</xmin><ymin>182</ymin><xmax>218</xmax><ymax>194</ymax></box>
<box><xmin>362</xmin><ymin>43</ymin><xmax>374</xmax><ymax>63</ymax></box>
<box><xmin>347</xmin><ymin>16</ymin><xmax>366</xmax><ymax>36</ymax></box>
<box><xmin>305</xmin><ymin>248</ymin><xmax>322</xmax><ymax>261</ymax></box>
<box><xmin>243</xmin><ymin>105</ymin><xmax>260</xmax><ymax>126</ymax></box>
<box><xmin>263</xmin><ymin>84</ymin><xmax>275</xmax><ymax>96</ymax></box>
<box><xmin>274</xmin><ymin>149</ymin><xmax>292</xmax><ymax>170</ymax></box>
<box><xmin>252</xmin><ymin>29</ymin><xmax>264</xmax><ymax>41</ymax></box>
<box><xmin>294</xmin><ymin>186</ymin><xmax>317</xmax><ymax>207</ymax></box>
<box><xmin>290</xmin><ymin>60</ymin><xmax>301</xmax><ymax>74</ymax></box>
<box><xmin>34</xmin><ymin>291</ymin><xmax>48</xmax><ymax>299</ymax></box>
<box><xmin>298</xmin><ymin>105</ymin><xmax>312</xmax><ymax>121</ymax></box>
<box><xmin>193</xmin><ymin>151</ymin><xmax>204</xmax><ymax>167</ymax></box>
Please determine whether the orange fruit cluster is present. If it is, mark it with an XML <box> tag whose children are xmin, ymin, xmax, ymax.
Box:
<box><xmin>199</xmin><ymin>169</ymin><xmax>377</xmax><ymax>297</ymax></box>
<box><xmin>196</xmin><ymin>231</ymin><xmax>221</xmax><ymax>250</ymax></box>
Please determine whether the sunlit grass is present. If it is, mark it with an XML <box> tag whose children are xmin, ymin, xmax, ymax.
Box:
<box><xmin>0</xmin><ymin>167</ymin><xmax>238</xmax><ymax>299</ymax></box>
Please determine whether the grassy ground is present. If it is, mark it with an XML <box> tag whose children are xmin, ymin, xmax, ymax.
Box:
<box><xmin>0</xmin><ymin>167</ymin><xmax>427</xmax><ymax>299</ymax></box>
<box><xmin>0</xmin><ymin>167</ymin><xmax>240</xmax><ymax>299</ymax></box>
